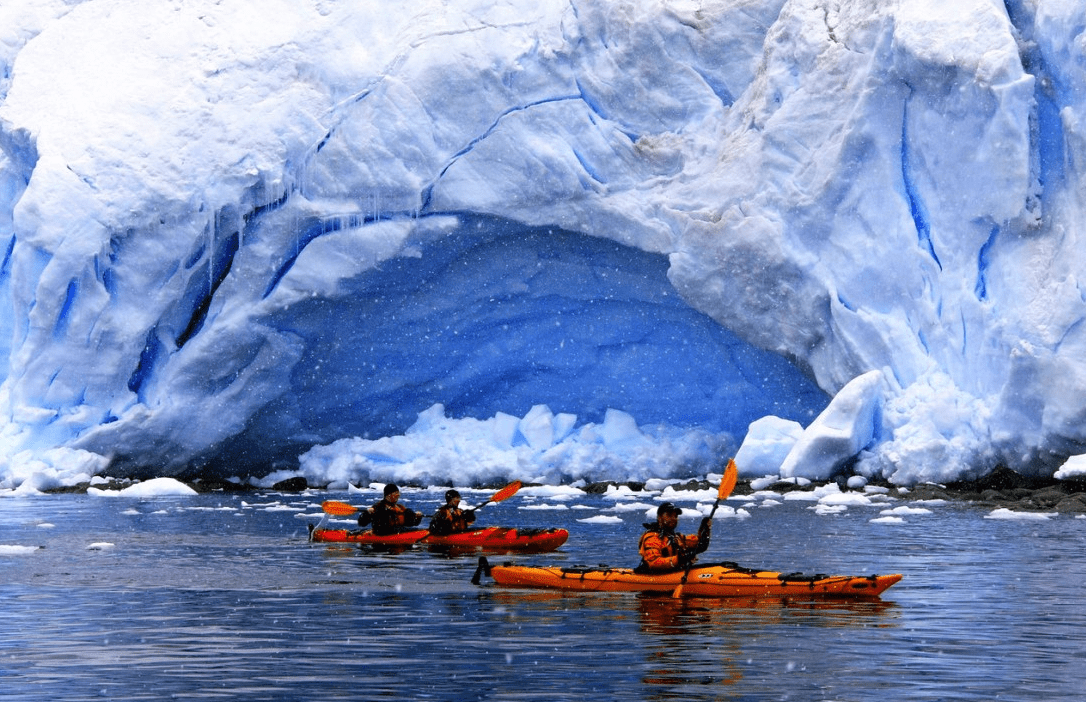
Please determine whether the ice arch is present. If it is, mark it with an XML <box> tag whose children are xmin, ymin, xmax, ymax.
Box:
<box><xmin>210</xmin><ymin>215</ymin><xmax>828</xmax><ymax>475</ymax></box>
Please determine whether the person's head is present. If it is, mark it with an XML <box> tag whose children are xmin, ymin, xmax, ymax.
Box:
<box><xmin>383</xmin><ymin>483</ymin><xmax>400</xmax><ymax>503</ymax></box>
<box><xmin>445</xmin><ymin>489</ymin><xmax>461</xmax><ymax>507</ymax></box>
<box><xmin>656</xmin><ymin>502</ymin><xmax>682</xmax><ymax>530</ymax></box>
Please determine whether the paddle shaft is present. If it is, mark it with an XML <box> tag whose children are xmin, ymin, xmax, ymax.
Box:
<box><xmin>672</xmin><ymin>459</ymin><xmax>738</xmax><ymax>597</ymax></box>
<box><xmin>464</xmin><ymin>480</ymin><xmax>522</xmax><ymax>512</ymax></box>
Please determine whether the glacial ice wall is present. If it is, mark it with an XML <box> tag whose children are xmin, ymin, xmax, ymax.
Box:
<box><xmin>0</xmin><ymin>0</ymin><xmax>1084</xmax><ymax>487</ymax></box>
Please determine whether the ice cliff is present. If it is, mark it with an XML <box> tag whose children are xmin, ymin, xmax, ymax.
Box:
<box><xmin>0</xmin><ymin>0</ymin><xmax>1084</xmax><ymax>489</ymax></box>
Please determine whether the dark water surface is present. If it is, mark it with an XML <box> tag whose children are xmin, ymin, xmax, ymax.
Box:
<box><xmin>3</xmin><ymin>490</ymin><xmax>1085</xmax><ymax>701</ymax></box>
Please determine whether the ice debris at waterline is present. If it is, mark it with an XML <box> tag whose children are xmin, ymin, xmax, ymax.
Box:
<box><xmin>290</xmin><ymin>377</ymin><xmax>879</xmax><ymax>490</ymax></box>
<box><xmin>293</xmin><ymin>403</ymin><xmax>732</xmax><ymax>489</ymax></box>
<box><xmin>3</xmin><ymin>1</ymin><xmax>1086</xmax><ymax>489</ymax></box>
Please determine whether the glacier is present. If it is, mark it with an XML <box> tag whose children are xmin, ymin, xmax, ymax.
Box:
<box><xmin>0</xmin><ymin>0</ymin><xmax>1085</xmax><ymax>490</ymax></box>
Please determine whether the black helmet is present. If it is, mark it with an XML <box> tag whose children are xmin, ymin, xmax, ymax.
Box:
<box><xmin>445</xmin><ymin>489</ymin><xmax>460</xmax><ymax>502</ymax></box>
<box><xmin>383</xmin><ymin>483</ymin><xmax>400</xmax><ymax>497</ymax></box>
<box><xmin>657</xmin><ymin>502</ymin><xmax>682</xmax><ymax>516</ymax></box>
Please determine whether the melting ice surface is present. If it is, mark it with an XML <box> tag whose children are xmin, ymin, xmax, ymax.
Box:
<box><xmin>2</xmin><ymin>0</ymin><xmax>1086</xmax><ymax>490</ymax></box>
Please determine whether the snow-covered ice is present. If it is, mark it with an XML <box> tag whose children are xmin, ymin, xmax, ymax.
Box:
<box><xmin>1</xmin><ymin>0</ymin><xmax>1086</xmax><ymax>490</ymax></box>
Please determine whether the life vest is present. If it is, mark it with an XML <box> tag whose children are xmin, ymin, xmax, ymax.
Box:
<box><xmin>369</xmin><ymin>499</ymin><xmax>422</xmax><ymax>535</ymax></box>
<box><xmin>429</xmin><ymin>505</ymin><xmax>476</xmax><ymax>535</ymax></box>
<box><xmin>637</xmin><ymin>525</ymin><xmax>700</xmax><ymax>572</ymax></box>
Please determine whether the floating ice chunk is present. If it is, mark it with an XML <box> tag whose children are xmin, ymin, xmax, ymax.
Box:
<box><xmin>518</xmin><ymin>484</ymin><xmax>586</xmax><ymax>500</ymax></box>
<box><xmin>750</xmin><ymin>475</ymin><xmax>781</xmax><ymax>490</ymax></box>
<box><xmin>985</xmin><ymin>508</ymin><xmax>1057</xmax><ymax>521</ymax></box>
<box><xmin>780</xmin><ymin>371</ymin><xmax>885</xmax><ymax>480</ymax></box>
<box><xmin>601</xmin><ymin>484</ymin><xmax>648</xmax><ymax>500</ymax></box>
<box><xmin>783</xmin><ymin>491</ymin><xmax>822</xmax><ymax>502</ymax></box>
<box><xmin>577</xmin><ymin>515</ymin><xmax>623</xmax><ymax>524</ymax></box>
<box><xmin>735</xmin><ymin>416</ymin><xmax>804</xmax><ymax>476</ymax></box>
<box><xmin>86</xmin><ymin>542</ymin><xmax>115</xmax><ymax>550</ymax></box>
<box><xmin>847</xmin><ymin>476</ymin><xmax>868</xmax><ymax>490</ymax></box>
<box><xmin>88</xmin><ymin>477</ymin><xmax>198</xmax><ymax>497</ymax></box>
<box><xmin>880</xmin><ymin>505</ymin><xmax>932</xmax><ymax>516</ymax></box>
<box><xmin>693</xmin><ymin>504</ymin><xmax>750</xmax><ymax>520</ymax></box>
<box><xmin>605</xmin><ymin>501</ymin><xmax>656</xmax><ymax>513</ymax></box>
<box><xmin>818</xmin><ymin>492</ymin><xmax>875</xmax><ymax>507</ymax></box>
<box><xmin>870</xmin><ymin>516</ymin><xmax>906</xmax><ymax>524</ymax></box>
<box><xmin>0</xmin><ymin>545</ymin><xmax>41</xmax><ymax>554</ymax></box>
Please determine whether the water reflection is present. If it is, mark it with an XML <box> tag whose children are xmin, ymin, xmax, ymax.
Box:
<box><xmin>480</xmin><ymin>587</ymin><xmax>899</xmax><ymax>700</ymax></box>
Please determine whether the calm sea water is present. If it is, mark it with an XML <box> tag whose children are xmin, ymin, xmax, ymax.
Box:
<box><xmin>3</xmin><ymin>489</ymin><xmax>1085</xmax><ymax>701</ymax></box>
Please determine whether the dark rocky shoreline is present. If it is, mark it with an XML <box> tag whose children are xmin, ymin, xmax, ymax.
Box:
<box><xmin>43</xmin><ymin>466</ymin><xmax>1086</xmax><ymax>514</ymax></box>
<box><xmin>912</xmin><ymin>467</ymin><xmax>1086</xmax><ymax>514</ymax></box>
<box><xmin>585</xmin><ymin>466</ymin><xmax>1086</xmax><ymax>514</ymax></box>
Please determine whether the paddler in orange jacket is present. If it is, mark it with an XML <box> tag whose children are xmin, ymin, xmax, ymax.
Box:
<box><xmin>428</xmin><ymin>489</ymin><xmax>477</xmax><ymax>535</ymax></box>
<box><xmin>358</xmin><ymin>484</ymin><xmax>423</xmax><ymax>535</ymax></box>
<box><xmin>636</xmin><ymin>502</ymin><xmax>711</xmax><ymax>572</ymax></box>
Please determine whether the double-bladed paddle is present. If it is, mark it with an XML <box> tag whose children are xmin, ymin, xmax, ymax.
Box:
<box><xmin>320</xmin><ymin>480</ymin><xmax>523</xmax><ymax>517</ymax></box>
<box><xmin>672</xmin><ymin>458</ymin><xmax>738</xmax><ymax>598</ymax></box>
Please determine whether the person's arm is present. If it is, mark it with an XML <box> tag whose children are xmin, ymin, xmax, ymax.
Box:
<box><xmin>695</xmin><ymin>518</ymin><xmax>711</xmax><ymax>553</ymax></box>
<box><xmin>429</xmin><ymin>507</ymin><xmax>451</xmax><ymax>535</ymax></box>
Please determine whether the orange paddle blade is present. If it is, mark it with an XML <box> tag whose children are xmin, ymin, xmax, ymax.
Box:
<box><xmin>321</xmin><ymin>500</ymin><xmax>359</xmax><ymax>516</ymax></box>
<box><xmin>490</xmin><ymin>480</ymin><xmax>523</xmax><ymax>504</ymax></box>
<box><xmin>719</xmin><ymin>458</ymin><xmax>738</xmax><ymax>501</ymax></box>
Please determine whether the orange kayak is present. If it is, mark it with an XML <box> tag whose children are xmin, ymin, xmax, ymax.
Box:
<box><xmin>473</xmin><ymin>557</ymin><xmax>901</xmax><ymax>598</ymax></box>
<box><xmin>309</xmin><ymin>525</ymin><xmax>569</xmax><ymax>552</ymax></box>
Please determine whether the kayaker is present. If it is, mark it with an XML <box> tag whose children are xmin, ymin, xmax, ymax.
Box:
<box><xmin>636</xmin><ymin>502</ymin><xmax>711</xmax><ymax>573</ymax></box>
<box><xmin>357</xmin><ymin>484</ymin><xmax>424</xmax><ymax>535</ymax></box>
<box><xmin>428</xmin><ymin>489</ymin><xmax>477</xmax><ymax>535</ymax></box>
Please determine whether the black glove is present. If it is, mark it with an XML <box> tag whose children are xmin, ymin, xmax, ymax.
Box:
<box><xmin>357</xmin><ymin>510</ymin><xmax>372</xmax><ymax>528</ymax></box>
<box><xmin>409</xmin><ymin>510</ymin><xmax>423</xmax><ymax>526</ymax></box>
<box><xmin>464</xmin><ymin>509</ymin><xmax>477</xmax><ymax>523</ymax></box>
<box><xmin>677</xmin><ymin>550</ymin><xmax>696</xmax><ymax>569</ymax></box>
